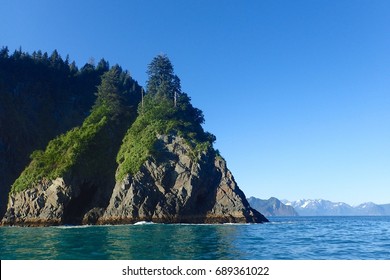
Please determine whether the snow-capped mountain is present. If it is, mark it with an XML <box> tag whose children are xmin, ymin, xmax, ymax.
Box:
<box><xmin>282</xmin><ymin>199</ymin><xmax>390</xmax><ymax>216</ymax></box>
<box><xmin>354</xmin><ymin>202</ymin><xmax>387</xmax><ymax>215</ymax></box>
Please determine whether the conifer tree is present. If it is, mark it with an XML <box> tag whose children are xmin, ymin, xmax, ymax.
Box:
<box><xmin>93</xmin><ymin>65</ymin><xmax>140</xmax><ymax>123</ymax></box>
<box><xmin>116</xmin><ymin>54</ymin><xmax>215</xmax><ymax>179</ymax></box>
<box><xmin>143</xmin><ymin>55</ymin><xmax>206</xmax><ymax>126</ymax></box>
<box><xmin>97</xmin><ymin>58</ymin><xmax>109</xmax><ymax>72</ymax></box>
<box><xmin>146</xmin><ymin>54</ymin><xmax>181</xmax><ymax>99</ymax></box>
<box><xmin>1</xmin><ymin>46</ymin><xmax>9</xmax><ymax>59</ymax></box>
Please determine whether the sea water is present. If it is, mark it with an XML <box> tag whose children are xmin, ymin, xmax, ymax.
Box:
<box><xmin>1</xmin><ymin>216</ymin><xmax>389</xmax><ymax>260</ymax></box>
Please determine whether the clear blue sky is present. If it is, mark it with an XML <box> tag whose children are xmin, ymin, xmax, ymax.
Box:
<box><xmin>1</xmin><ymin>0</ymin><xmax>389</xmax><ymax>205</ymax></box>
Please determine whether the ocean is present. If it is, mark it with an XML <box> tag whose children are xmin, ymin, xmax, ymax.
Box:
<box><xmin>1</xmin><ymin>216</ymin><xmax>389</xmax><ymax>260</ymax></box>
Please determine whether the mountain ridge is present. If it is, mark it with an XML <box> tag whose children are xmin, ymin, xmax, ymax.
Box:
<box><xmin>283</xmin><ymin>199</ymin><xmax>390</xmax><ymax>216</ymax></box>
<box><xmin>247</xmin><ymin>197</ymin><xmax>298</xmax><ymax>217</ymax></box>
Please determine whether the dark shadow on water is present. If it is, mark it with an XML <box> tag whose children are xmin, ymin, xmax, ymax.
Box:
<box><xmin>102</xmin><ymin>224</ymin><xmax>247</xmax><ymax>260</ymax></box>
<box><xmin>0</xmin><ymin>224</ymin><xmax>249</xmax><ymax>260</ymax></box>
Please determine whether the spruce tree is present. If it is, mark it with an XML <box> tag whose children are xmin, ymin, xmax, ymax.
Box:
<box><xmin>146</xmin><ymin>54</ymin><xmax>181</xmax><ymax>99</ymax></box>
<box><xmin>1</xmin><ymin>46</ymin><xmax>9</xmax><ymax>59</ymax></box>
<box><xmin>116</xmin><ymin>55</ymin><xmax>215</xmax><ymax>178</ymax></box>
<box><xmin>93</xmin><ymin>65</ymin><xmax>140</xmax><ymax>123</ymax></box>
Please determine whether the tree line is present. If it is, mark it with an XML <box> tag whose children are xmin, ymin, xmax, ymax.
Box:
<box><xmin>0</xmin><ymin>48</ymin><xmax>214</xmax><ymax>218</ymax></box>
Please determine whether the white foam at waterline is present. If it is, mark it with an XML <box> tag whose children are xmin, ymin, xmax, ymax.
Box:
<box><xmin>133</xmin><ymin>221</ymin><xmax>155</xmax><ymax>225</ymax></box>
<box><xmin>56</xmin><ymin>225</ymin><xmax>94</xmax><ymax>229</ymax></box>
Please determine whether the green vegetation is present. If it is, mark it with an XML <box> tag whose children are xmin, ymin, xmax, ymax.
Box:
<box><xmin>10</xmin><ymin>66</ymin><xmax>141</xmax><ymax>193</ymax></box>
<box><xmin>116</xmin><ymin>55</ymin><xmax>215</xmax><ymax>179</ymax></box>
<box><xmin>1</xmin><ymin>47</ymin><xmax>110</xmax><ymax>204</ymax></box>
<box><xmin>146</xmin><ymin>54</ymin><xmax>181</xmax><ymax>98</ymax></box>
<box><xmin>4</xmin><ymin>51</ymin><xmax>215</xmax><ymax>192</ymax></box>
<box><xmin>11</xmin><ymin>117</ymin><xmax>108</xmax><ymax>192</ymax></box>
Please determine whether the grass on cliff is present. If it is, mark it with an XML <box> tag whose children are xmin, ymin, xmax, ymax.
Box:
<box><xmin>10</xmin><ymin>66</ymin><xmax>141</xmax><ymax>193</ymax></box>
<box><xmin>116</xmin><ymin>94</ymin><xmax>216</xmax><ymax>180</ymax></box>
<box><xmin>10</xmin><ymin>111</ymin><xmax>108</xmax><ymax>193</ymax></box>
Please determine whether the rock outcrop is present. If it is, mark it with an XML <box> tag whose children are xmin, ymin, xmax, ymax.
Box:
<box><xmin>100</xmin><ymin>135</ymin><xmax>266</xmax><ymax>224</ymax></box>
<box><xmin>1</xmin><ymin>54</ymin><xmax>268</xmax><ymax>226</ymax></box>
<box><xmin>1</xmin><ymin>135</ymin><xmax>268</xmax><ymax>226</ymax></box>
<box><xmin>2</xmin><ymin>178</ymin><xmax>72</xmax><ymax>226</ymax></box>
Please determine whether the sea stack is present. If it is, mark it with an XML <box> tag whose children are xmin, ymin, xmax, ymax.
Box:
<box><xmin>1</xmin><ymin>134</ymin><xmax>267</xmax><ymax>225</ymax></box>
<box><xmin>1</xmin><ymin>54</ymin><xmax>268</xmax><ymax>226</ymax></box>
<box><xmin>100</xmin><ymin>135</ymin><xmax>267</xmax><ymax>224</ymax></box>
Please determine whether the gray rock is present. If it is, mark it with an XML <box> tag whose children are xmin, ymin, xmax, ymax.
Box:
<box><xmin>100</xmin><ymin>135</ymin><xmax>267</xmax><ymax>224</ymax></box>
<box><xmin>1</xmin><ymin>178</ymin><xmax>72</xmax><ymax>226</ymax></box>
<box><xmin>2</xmin><ymin>135</ymin><xmax>268</xmax><ymax>225</ymax></box>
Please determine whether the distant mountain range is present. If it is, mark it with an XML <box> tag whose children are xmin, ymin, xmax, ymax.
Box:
<box><xmin>283</xmin><ymin>199</ymin><xmax>390</xmax><ymax>216</ymax></box>
<box><xmin>247</xmin><ymin>197</ymin><xmax>298</xmax><ymax>217</ymax></box>
<box><xmin>248</xmin><ymin>197</ymin><xmax>390</xmax><ymax>216</ymax></box>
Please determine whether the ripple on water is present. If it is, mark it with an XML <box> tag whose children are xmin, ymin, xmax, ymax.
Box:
<box><xmin>1</xmin><ymin>216</ymin><xmax>390</xmax><ymax>259</ymax></box>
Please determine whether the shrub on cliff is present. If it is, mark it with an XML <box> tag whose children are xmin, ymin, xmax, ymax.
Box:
<box><xmin>116</xmin><ymin>55</ymin><xmax>216</xmax><ymax>179</ymax></box>
<box><xmin>11</xmin><ymin>66</ymin><xmax>141</xmax><ymax>193</ymax></box>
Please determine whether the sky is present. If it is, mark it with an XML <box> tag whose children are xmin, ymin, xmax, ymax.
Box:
<box><xmin>1</xmin><ymin>0</ymin><xmax>389</xmax><ymax>205</ymax></box>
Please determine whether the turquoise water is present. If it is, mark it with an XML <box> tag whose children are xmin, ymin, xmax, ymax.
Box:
<box><xmin>1</xmin><ymin>216</ymin><xmax>389</xmax><ymax>260</ymax></box>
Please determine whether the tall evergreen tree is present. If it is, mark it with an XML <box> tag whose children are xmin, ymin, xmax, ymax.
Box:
<box><xmin>94</xmin><ymin>66</ymin><xmax>125</xmax><ymax>120</ymax></box>
<box><xmin>0</xmin><ymin>47</ymin><xmax>9</xmax><ymax>59</ymax></box>
<box><xmin>146</xmin><ymin>54</ymin><xmax>181</xmax><ymax>99</ymax></box>
<box><xmin>142</xmin><ymin>55</ymin><xmax>206</xmax><ymax>127</ymax></box>
<box><xmin>93</xmin><ymin>65</ymin><xmax>141</xmax><ymax>123</ymax></box>
<box><xmin>97</xmin><ymin>58</ymin><xmax>109</xmax><ymax>72</ymax></box>
<box><xmin>116</xmin><ymin>55</ymin><xmax>215</xmax><ymax>179</ymax></box>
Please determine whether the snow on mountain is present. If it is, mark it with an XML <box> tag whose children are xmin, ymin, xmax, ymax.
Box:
<box><xmin>282</xmin><ymin>199</ymin><xmax>383</xmax><ymax>216</ymax></box>
<box><xmin>354</xmin><ymin>202</ymin><xmax>386</xmax><ymax>215</ymax></box>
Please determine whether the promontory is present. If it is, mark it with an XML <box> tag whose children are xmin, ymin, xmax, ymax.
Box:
<box><xmin>0</xmin><ymin>51</ymin><xmax>268</xmax><ymax>226</ymax></box>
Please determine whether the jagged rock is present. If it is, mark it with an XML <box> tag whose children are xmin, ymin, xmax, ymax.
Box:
<box><xmin>1</xmin><ymin>135</ymin><xmax>268</xmax><ymax>226</ymax></box>
<box><xmin>1</xmin><ymin>178</ymin><xmax>73</xmax><ymax>226</ymax></box>
<box><xmin>99</xmin><ymin>135</ymin><xmax>267</xmax><ymax>224</ymax></box>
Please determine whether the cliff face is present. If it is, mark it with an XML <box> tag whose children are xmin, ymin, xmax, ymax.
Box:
<box><xmin>101</xmin><ymin>135</ymin><xmax>266</xmax><ymax>224</ymax></box>
<box><xmin>0</xmin><ymin>50</ymin><xmax>106</xmax><ymax>217</ymax></box>
<box><xmin>1</xmin><ymin>54</ymin><xmax>268</xmax><ymax>226</ymax></box>
<box><xmin>2</xmin><ymin>135</ymin><xmax>268</xmax><ymax>226</ymax></box>
<box><xmin>1</xmin><ymin>174</ymin><xmax>115</xmax><ymax>226</ymax></box>
<box><xmin>2</xmin><ymin>178</ymin><xmax>72</xmax><ymax>226</ymax></box>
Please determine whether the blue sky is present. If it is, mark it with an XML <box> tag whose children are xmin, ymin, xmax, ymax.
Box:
<box><xmin>1</xmin><ymin>0</ymin><xmax>389</xmax><ymax>205</ymax></box>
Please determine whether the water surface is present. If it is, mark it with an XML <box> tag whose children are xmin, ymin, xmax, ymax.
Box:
<box><xmin>1</xmin><ymin>216</ymin><xmax>389</xmax><ymax>259</ymax></box>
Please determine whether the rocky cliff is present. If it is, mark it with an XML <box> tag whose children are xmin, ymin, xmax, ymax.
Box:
<box><xmin>1</xmin><ymin>54</ymin><xmax>268</xmax><ymax>226</ymax></box>
<box><xmin>2</xmin><ymin>178</ymin><xmax>73</xmax><ymax>226</ymax></box>
<box><xmin>2</xmin><ymin>135</ymin><xmax>267</xmax><ymax>226</ymax></box>
<box><xmin>0</xmin><ymin>49</ymin><xmax>108</xmax><ymax>217</ymax></box>
<box><xmin>100</xmin><ymin>135</ymin><xmax>266</xmax><ymax>224</ymax></box>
